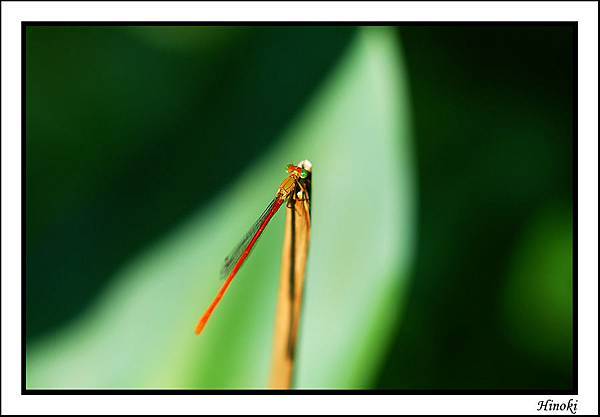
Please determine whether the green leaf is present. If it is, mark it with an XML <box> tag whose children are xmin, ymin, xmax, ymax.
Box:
<box><xmin>27</xmin><ymin>27</ymin><xmax>415</xmax><ymax>389</ymax></box>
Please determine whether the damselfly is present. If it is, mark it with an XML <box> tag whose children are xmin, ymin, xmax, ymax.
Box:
<box><xmin>195</xmin><ymin>162</ymin><xmax>311</xmax><ymax>335</ymax></box>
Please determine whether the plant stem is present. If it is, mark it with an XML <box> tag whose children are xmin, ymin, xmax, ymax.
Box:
<box><xmin>269</xmin><ymin>164</ymin><xmax>311</xmax><ymax>389</ymax></box>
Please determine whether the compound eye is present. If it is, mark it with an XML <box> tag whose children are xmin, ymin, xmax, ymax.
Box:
<box><xmin>286</xmin><ymin>164</ymin><xmax>294</xmax><ymax>173</ymax></box>
<box><xmin>300</xmin><ymin>169</ymin><xmax>308</xmax><ymax>179</ymax></box>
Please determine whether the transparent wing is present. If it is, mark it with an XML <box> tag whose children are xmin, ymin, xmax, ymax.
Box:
<box><xmin>220</xmin><ymin>196</ymin><xmax>279</xmax><ymax>279</ymax></box>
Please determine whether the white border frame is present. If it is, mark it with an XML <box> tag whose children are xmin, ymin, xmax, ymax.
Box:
<box><xmin>2</xmin><ymin>1</ymin><xmax>597</xmax><ymax>415</ymax></box>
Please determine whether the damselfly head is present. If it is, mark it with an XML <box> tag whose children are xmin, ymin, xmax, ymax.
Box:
<box><xmin>297</xmin><ymin>159</ymin><xmax>312</xmax><ymax>173</ymax></box>
<box><xmin>286</xmin><ymin>161</ymin><xmax>312</xmax><ymax>180</ymax></box>
<box><xmin>297</xmin><ymin>160</ymin><xmax>312</xmax><ymax>179</ymax></box>
<box><xmin>286</xmin><ymin>163</ymin><xmax>303</xmax><ymax>177</ymax></box>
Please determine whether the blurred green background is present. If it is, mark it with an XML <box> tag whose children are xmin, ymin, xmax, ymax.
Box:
<box><xmin>25</xmin><ymin>25</ymin><xmax>573</xmax><ymax>390</ymax></box>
